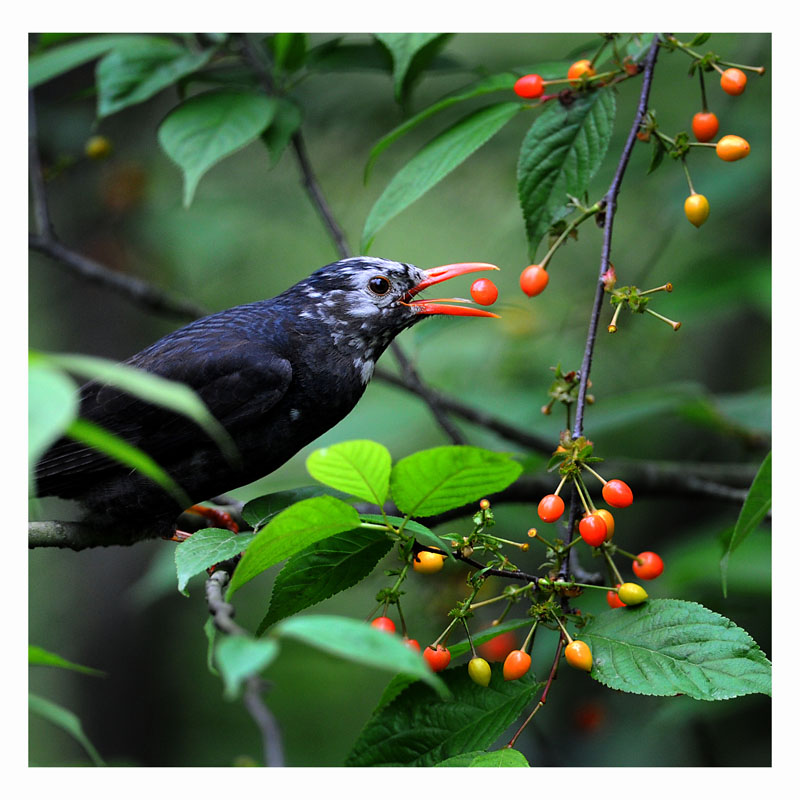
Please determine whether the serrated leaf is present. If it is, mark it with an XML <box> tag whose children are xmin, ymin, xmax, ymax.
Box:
<box><xmin>29</xmin><ymin>34</ymin><xmax>145</xmax><ymax>87</ymax></box>
<box><xmin>275</xmin><ymin>615</ymin><xmax>447</xmax><ymax>695</ymax></box>
<box><xmin>306</xmin><ymin>439</ymin><xmax>391</xmax><ymax>505</ymax></box>
<box><xmin>581</xmin><ymin>599</ymin><xmax>771</xmax><ymax>701</ymax></box>
<box><xmin>158</xmin><ymin>89</ymin><xmax>277</xmax><ymax>207</ymax></box>
<box><xmin>517</xmin><ymin>89</ymin><xmax>615</xmax><ymax>257</ymax></box>
<box><xmin>174</xmin><ymin>529</ymin><xmax>256</xmax><ymax>595</ymax></box>
<box><xmin>390</xmin><ymin>445</ymin><xmax>522</xmax><ymax>517</ymax></box>
<box><xmin>96</xmin><ymin>37</ymin><xmax>214</xmax><ymax>118</ymax></box>
<box><xmin>215</xmin><ymin>635</ymin><xmax>279</xmax><ymax>699</ymax></box>
<box><xmin>346</xmin><ymin>665</ymin><xmax>542</xmax><ymax>766</ymax></box>
<box><xmin>362</xmin><ymin>102</ymin><xmax>521</xmax><ymax>251</ymax></box>
<box><xmin>435</xmin><ymin>748</ymin><xmax>530</xmax><ymax>767</ymax></box>
<box><xmin>365</xmin><ymin>72</ymin><xmax>518</xmax><ymax>182</ymax></box>
<box><xmin>359</xmin><ymin>514</ymin><xmax>452</xmax><ymax>554</ymax></box>
<box><xmin>29</xmin><ymin>693</ymin><xmax>105</xmax><ymax>766</ymax></box>
<box><xmin>28</xmin><ymin>363</ymin><xmax>78</xmax><ymax>475</ymax></box>
<box><xmin>228</xmin><ymin>496</ymin><xmax>361</xmax><ymax>596</ymax></box>
<box><xmin>29</xmin><ymin>646</ymin><xmax>105</xmax><ymax>677</ymax></box>
<box><xmin>256</xmin><ymin>527</ymin><xmax>393</xmax><ymax>634</ymax></box>
<box><xmin>720</xmin><ymin>452</ymin><xmax>771</xmax><ymax>596</ymax></box>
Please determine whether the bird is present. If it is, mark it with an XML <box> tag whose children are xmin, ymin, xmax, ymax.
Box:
<box><xmin>34</xmin><ymin>256</ymin><xmax>500</xmax><ymax>538</ymax></box>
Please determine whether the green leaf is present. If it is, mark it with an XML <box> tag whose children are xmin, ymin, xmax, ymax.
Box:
<box><xmin>242</xmin><ymin>486</ymin><xmax>340</xmax><ymax>531</ymax></box>
<box><xmin>517</xmin><ymin>89</ymin><xmax>616</xmax><ymax>258</ymax></box>
<box><xmin>28</xmin><ymin>363</ymin><xmax>78</xmax><ymax>475</ymax></box>
<box><xmin>37</xmin><ymin>352</ymin><xmax>239</xmax><ymax>468</ymax></box>
<box><xmin>648</xmin><ymin>133</ymin><xmax>666</xmax><ymax>174</ymax></box>
<box><xmin>174</xmin><ymin>529</ymin><xmax>256</xmax><ymax>595</ymax></box>
<box><xmin>66</xmin><ymin>418</ymin><xmax>190</xmax><ymax>507</ymax></box>
<box><xmin>581</xmin><ymin>599</ymin><xmax>772</xmax><ymax>701</ymax></box>
<box><xmin>373</xmin><ymin>33</ymin><xmax>449</xmax><ymax>101</ymax></box>
<box><xmin>228</xmin><ymin>496</ymin><xmax>361</xmax><ymax>596</ymax></box>
<box><xmin>215</xmin><ymin>635</ymin><xmax>279</xmax><ymax>699</ymax></box>
<box><xmin>306</xmin><ymin>439</ymin><xmax>392</xmax><ymax>505</ymax></box>
<box><xmin>256</xmin><ymin>527</ymin><xmax>393</xmax><ymax>634</ymax></box>
<box><xmin>720</xmin><ymin>452</ymin><xmax>771</xmax><ymax>596</ymax></box>
<box><xmin>390</xmin><ymin>445</ymin><xmax>522</xmax><ymax>517</ymax></box>
<box><xmin>447</xmin><ymin>617</ymin><xmax>534</xmax><ymax>660</ymax></box>
<box><xmin>261</xmin><ymin>98</ymin><xmax>302</xmax><ymax>166</ymax></box>
<box><xmin>96</xmin><ymin>37</ymin><xmax>214</xmax><ymax>118</ymax></box>
<box><xmin>359</xmin><ymin>514</ymin><xmax>452</xmax><ymax>554</ymax></box>
<box><xmin>435</xmin><ymin>748</ymin><xmax>530</xmax><ymax>767</ymax></box>
<box><xmin>346</xmin><ymin>664</ymin><xmax>542</xmax><ymax>766</ymax></box>
<box><xmin>29</xmin><ymin>34</ymin><xmax>145</xmax><ymax>87</ymax></box>
<box><xmin>361</xmin><ymin>102</ymin><xmax>521</xmax><ymax>251</ymax></box>
<box><xmin>365</xmin><ymin>72</ymin><xmax>518</xmax><ymax>182</ymax></box>
<box><xmin>268</xmin><ymin>33</ymin><xmax>308</xmax><ymax>73</ymax></box>
<box><xmin>306</xmin><ymin>39</ymin><xmax>393</xmax><ymax>73</ymax></box>
<box><xmin>29</xmin><ymin>693</ymin><xmax>105</xmax><ymax>766</ymax></box>
<box><xmin>29</xmin><ymin>646</ymin><xmax>105</xmax><ymax>677</ymax></box>
<box><xmin>158</xmin><ymin>89</ymin><xmax>277</xmax><ymax>207</ymax></box>
<box><xmin>275</xmin><ymin>615</ymin><xmax>447</xmax><ymax>695</ymax></box>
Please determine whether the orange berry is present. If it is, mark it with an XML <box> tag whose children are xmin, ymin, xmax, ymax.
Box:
<box><xmin>568</xmin><ymin>59</ymin><xmax>596</xmax><ymax>85</ymax></box>
<box><xmin>503</xmin><ymin>649</ymin><xmax>532</xmax><ymax>681</ymax></box>
<box><xmin>602</xmin><ymin>479</ymin><xmax>633</xmax><ymax>508</ymax></box>
<box><xmin>520</xmin><ymin>264</ymin><xmax>549</xmax><ymax>297</ymax></box>
<box><xmin>371</xmin><ymin>616</ymin><xmax>395</xmax><ymax>633</ymax></box>
<box><xmin>538</xmin><ymin>493</ymin><xmax>565</xmax><ymax>523</ymax></box>
<box><xmin>565</xmin><ymin>640</ymin><xmax>593</xmax><ymax>671</ymax></box>
<box><xmin>595</xmin><ymin>509</ymin><xmax>615</xmax><ymax>540</ymax></box>
<box><xmin>720</xmin><ymin>68</ymin><xmax>747</xmax><ymax>95</ymax></box>
<box><xmin>716</xmin><ymin>135</ymin><xmax>750</xmax><ymax>162</ymax></box>
<box><xmin>412</xmin><ymin>550</ymin><xmax>446</xmax><ymax>574</ymax></box>
<box><xmin>632</xmin><ymin>551</ymin><xmax>664</xmax><ymax>580</ymax></box>
<box><xmin>470</xmin><ymin>278</ymin><xmax>499</xmax><ymax>306</ymax></box>
<box><xmin>691</xmin><ymin>111</ymin><xmax>719</xmax><ymax>142</ymax></box>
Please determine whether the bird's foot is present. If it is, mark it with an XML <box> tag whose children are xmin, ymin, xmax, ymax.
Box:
<box><xmin>185</xmin><ymin>503</ymin><xmax>240</xmax><ymax>533</ymax></box>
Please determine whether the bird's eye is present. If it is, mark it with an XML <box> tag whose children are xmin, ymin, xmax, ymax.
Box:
<box><xmin>368</xmin><ymin>275</ymin><xmax>391</xmax><ymax>296</ymax></box>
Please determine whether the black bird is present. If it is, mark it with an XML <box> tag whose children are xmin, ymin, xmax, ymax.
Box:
<box><xmin>35</xmin><ymin>257</ymin><xmax>499</xmax><ymax>538</ymax></box>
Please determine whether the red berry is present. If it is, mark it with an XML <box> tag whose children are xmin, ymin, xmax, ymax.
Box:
<box><xmin>578</xmin><ymin>513</ymin><xmax>607</xmax><ymax>547</ymax></box>
<box><xmin>423</xmin><ymin>644</ymin><xmax>451</xmax><ymax>672</ymax></box>
<box><xmin>602</xmin><ymin>479</ymin><xmax>633</xmax><ymax>508</ymax></box>
<box><xmin>632</xmin><ymin>551</ymin><xmax>664</xmax><ymax>580</ymax></box>
<box><xmin>503</xmin><ymin>649</ymin><xmax>532</xmax><ymax>681</ymax></box>
<box><xmin>720</xmin><ymin>67</ymin><xmax>747</xmax><ymax>95</ymax></box>
<box><xmin>691</xmin><ymin>111</ymin><xmax>719</xmax><ymax>142</ymax></box>
<box><xmin>606</xmin><ymin>583</ymin><xmax>626</xmax><ymax>608</ymax></box>
<box><xmin>470</xmin><ymin>278</ymin><xmax>499</xmax><ymax>306</ymax></box>
<box><xmin>403</xmin><ymin>637</ymin><xmax>421</xmax><ymax>652</ymax></box>
<box><xmin>538</xmin><ymin>493</ymin><xmax>565</xmax><ymax>523</ymax></box>
<box><xmin>519</xmin><ymin>264</ymin><xmax>549</xmax><ymax>297</ymax></box>
<box><xmin>478</xmin><ymin>631</ymin><xmax>517</xmax><ymax>662</ymax></box>
<box><xmin>513</xmin><ymin>73</ymin><xmax>545</xmax><ymax>99</ymax></box>
<box><xmin>371</xmin><ymin>616</ymin><xmax>395</xmax><ymax>633</ymax></box>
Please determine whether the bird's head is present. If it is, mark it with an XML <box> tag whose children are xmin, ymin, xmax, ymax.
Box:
<box><xmin>286</xmin><ymin>257</ymin><xmax>500</xmax><ymax>383</ymax></box>
<box><xmin>292</xmin><ymin>256</ymin><xmax>500</xmax><ymax>328</ymax></box>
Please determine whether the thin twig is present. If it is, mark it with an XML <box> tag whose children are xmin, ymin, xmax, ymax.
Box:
<box><xmin>206</xmin><ymin>569</ymin><xmax>285</xmax><ymax>767</ymax></box>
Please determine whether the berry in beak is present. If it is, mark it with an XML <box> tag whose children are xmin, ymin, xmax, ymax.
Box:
<box><xmin>405</xmin><ymin>262</ymin><xmax>501</xmax><ymax>317</ymax></box>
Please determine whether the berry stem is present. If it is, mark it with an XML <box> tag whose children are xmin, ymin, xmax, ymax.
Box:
<box><xmin>553</xmin><ymin>474</ymin><xmax>568</xmax><ymax>497</ymax></box>
<box><xmin>681</xmin><ymin>158</ymin><xmax>697</xmax><ymax>195</ymax></box>
<box><xmin>581</xmin><ymin>463</ymin><xmax>607</xmax><ymax>486</ymax></box>
<box><xmin>614</xmin><ymin>546</ymin><xmax>644</xmax><ymax>564</ymax></box>
<box><xmin>639</xmin><ymin>283</ymin><xmax>673</xmax><ymax>296</ymax></box>
<box><xmin>521</xmin><ymin>620</ymin><xmax>539</xmax><ymax>653</ymax></box>
<box><xmin>607</xmin><ymin>300</ymin><xmax>623</xmax><ymax>333</ymax></box>
<box><xmin>431</xmin><ymin>616</ymin><xmax>460</xmax><ymax>647</ymax></box>
<box><xmin>602</xmin><ymin>547</ymin><xmax>626</xmax><ymax>586</ymax></box>
<box><xmin>551</xmin><ymin>613</ymin><xmax>574</xmax><ymax>645</ymax></box>
<box><xmin>716</xmin><ymin>59</ymin><xmax>765</xmax><ymax>74</ymax></box>
<box><xmin>572</xmin><ymin>476</ymin><xmax>593</xmax><ymax>516</ymax></box>
<box><xmin>462</xmin><ymin>618</ymin><xmax>478</xmax><ymax>659</ymax></box>
<box><xmin>645</xmin><ymin>307</ymin><xmax>681</xmax><ymax>330</ymax></box>
<box><xmin>539</xmin><ymin>203</ymin><xmax>602</xmax><ymax>270</ymax></box>
<box><xmin>698</xmin><ymin>67</ymin><xmax>709</xmax><ymax>112</ymax></box>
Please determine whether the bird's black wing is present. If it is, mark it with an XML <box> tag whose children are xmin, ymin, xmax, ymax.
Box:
<box><xmin>35</xmin><ymin>311</ymin><xmax>293</xmax><ymax>498</ymax></box>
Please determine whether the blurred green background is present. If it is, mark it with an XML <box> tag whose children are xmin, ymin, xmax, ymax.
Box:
<box><xmin>29</xmin><ymin>32</ymin><xmax>771</xmax><ymax>767</ymax></box>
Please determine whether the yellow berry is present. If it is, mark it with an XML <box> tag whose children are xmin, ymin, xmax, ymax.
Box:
<box><xmin>85</xmin><ymin>135</ymin><xmax>112</xmax><ymax>160</ymax></box>
<box><xmin>468</xmin><ymin>656</ymin><xmax>492</xmax><ymax>686</ymax></box>
<box><xmin>716</xmin><ymin>135</ymin><xmax>750</xmax><ymax>162</ymax></box>
<box><xmin>684</xmin><ymin>194</ymin><xmax>710</xmax><ymax>227</ymax></box>
<box><xmin>412</xmin><ymin>550</ymin><xmax>446</xmax><ymax>574</ymax></box>
<box><xmin>617</xmin><ymin>582</ymin><xmax>648</xmax><ymax>605</ymax></box>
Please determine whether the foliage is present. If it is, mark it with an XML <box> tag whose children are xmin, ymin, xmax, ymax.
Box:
<box><xmin>28</xmin><ymin>32</ymin><xmax>771</xmax><ymax>769</ymax></box>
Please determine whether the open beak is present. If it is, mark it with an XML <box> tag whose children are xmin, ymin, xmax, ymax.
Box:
<box><xmin>405</xmin><ymin>262</ymin><xmax>501</xmax><ymax>318</ymax></box>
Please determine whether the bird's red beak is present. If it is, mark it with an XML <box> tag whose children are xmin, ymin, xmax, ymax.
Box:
<box><xmin>404</xmin><ymin>262</ymin><xmax>501</xmax><ymax>318</ymax></box>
